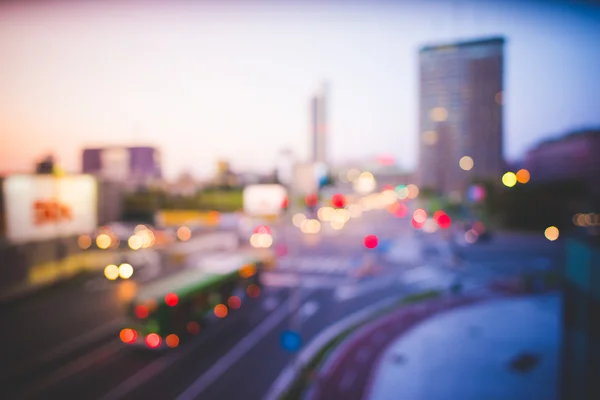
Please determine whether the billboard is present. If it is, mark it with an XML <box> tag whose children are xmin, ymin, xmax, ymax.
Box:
<box><xmin>3</xmin><ymin>175</ymin><xmax>98</xmax><ymax>243</ymax></box>
<box><xmin>243</xmin><ymin>184</ymin><xmax>287</xmax><ymax>217</ymax></box>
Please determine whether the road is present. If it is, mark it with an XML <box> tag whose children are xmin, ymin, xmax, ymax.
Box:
<box><xmin>0</xmin><ymin>209</ymin><xmax>563</xmax><ymax>400</ymax></box>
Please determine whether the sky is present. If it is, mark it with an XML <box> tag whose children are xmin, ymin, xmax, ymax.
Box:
<box><xmin>1</xmin><ymin>0</ymin><xmax>599</xmax><ymax>179</ymax></box>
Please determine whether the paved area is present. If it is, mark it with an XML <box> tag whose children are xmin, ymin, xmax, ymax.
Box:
<box><xmin>368</xmin><ymin>293</ymin><xmax>560</xmax><ymax>400</ymax></box>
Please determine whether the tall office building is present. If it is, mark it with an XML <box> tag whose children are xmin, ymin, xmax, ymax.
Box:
<box><xmin>311</xmin><ymin>83</ymin><xmax>328</xmax><ymax>164</ymax></box>
<box><xmin>418</xmin><ymin>37</ymin><xmax>504</xmax><ymax>194</ymax></box>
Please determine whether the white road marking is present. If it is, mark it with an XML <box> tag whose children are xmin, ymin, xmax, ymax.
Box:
<box><xmin>299</xmin><ymin>301</ymin><xmax>319</xmax><ymax>322</ymax></box>
<box><xmin>175</xmin><ymin>295</ymin><xmax>297</xmax><ymax>400</ymax></box>
<box><xmin>335</xmin><ymin>277</ymin><xmax>396</xmax><ymax>302</ymax></box>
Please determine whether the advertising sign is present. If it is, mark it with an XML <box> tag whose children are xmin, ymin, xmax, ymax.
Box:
<box><xmin>243</xmin><ymin>184</ymin><xmax>287</xmax><ymax>217</ymax></box>
<box><xmin>3</xmin><ymin>175</ymin><xmax>98</xmax><ymax>243</ymax></box>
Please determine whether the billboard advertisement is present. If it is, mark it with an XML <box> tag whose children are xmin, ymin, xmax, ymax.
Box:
<box><xmin>3</xmin><ymin>175</ymin><xmax>98</xmax><ymax>243</ymax></box>
<box><xmin>243</xmin><ymin>184</ymin><xmax>287</xmax><ymax>217</ymax></box>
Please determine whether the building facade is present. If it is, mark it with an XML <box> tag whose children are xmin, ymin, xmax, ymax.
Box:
<box><xmin>523</xmin><ymin>129</ymin><xmax>600</xmax><ymax>195</ymax></box>
<box><xmin>311</xmin><ymin>83</ymin><xmax>328</xmax><ymax>165</ymax></box>
<box><xmin>82</xmin><ymin>146</ymin><xmax>162</xmax><ymax>186</ymax></box>
<box><xmin>418</xmin><ymin>37</ymin><xmax>504</xmax><ymax>194</ymax></box>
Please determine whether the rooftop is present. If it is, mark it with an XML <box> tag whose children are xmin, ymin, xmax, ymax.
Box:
<box><xmin>420</xmin><ymin>36</ymin><xmax>505</xmax><ymax>53</ymax></box>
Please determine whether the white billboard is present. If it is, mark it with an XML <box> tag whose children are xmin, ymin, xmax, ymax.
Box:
<box><xmin>3</xmin><ymin>175</ymin><xmax>98</xmax><ymax>243</ymax></box>
<box><xmin>243</xmin><ymin>184</ymin><xmax>287</xmax><ymax>217</ymax></box>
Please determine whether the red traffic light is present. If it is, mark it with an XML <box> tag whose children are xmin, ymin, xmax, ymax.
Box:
<box><xmin>331</xmin><ymin>193</ymin><xmax>346</xmax><ymax>209</ymax></box>
<box><xmin>364</xmin><ymin>234</ymin><xmax>379</xmax><ymax>249</ymax></box>
<box><xmin>305</xmin><ymin>193</ymin><xmax>318</xmax><ymax>207</ymax></box>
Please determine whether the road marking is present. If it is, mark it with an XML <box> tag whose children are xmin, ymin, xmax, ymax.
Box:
<box><xmin>265</xmin><ymin>296</ymin><xmax>400</xmax><ymax>400</ymax></box>
<box><xmin>299</xmin><ymin>301</ymin><xmax>319</xmax><ymax>322</ymax></box>
<box><xmin>339</xmin><ymin>369</ymin><xmax>356</xmax><ymax>391</ymax></box>
<box><xmin>9</xmin><ymin>318</ymin><xmax>124</xmax><ymax>380</ymax></box>
<box><xmin>335</xmin><ymin>277</ymin><xmax>396</xmax><ymax>302</ymax></box>
<box><xmin>175</xmin><ymin>295</ymin><xmax>297</xmax><ymax>400</ymax></box>
<box><xmin>16</xmin><ymin>341</ymin><xmax>122</xmax><ymax>398</ymax></box>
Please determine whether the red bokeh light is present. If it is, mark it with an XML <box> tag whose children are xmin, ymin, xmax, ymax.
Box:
<box><xmin>391</xmin><ymin>203</ymin><xmax>408</xmax><ymax>218</ymax></box>
<box><xmin>135</xmin><ymin>305</ymin><xmax>149</xmax><ymax>319</ymax></box>
<box><xmin>437</xmin><ymin>214</ymin><xmax>452</xmax><ymax>229</ymax></box>
<box><xmin>331</xmin><ymin>193</ymin><xmax>346</xmax><ymax>209</ymax></box>
<box><xmin>214</xmin><ymin>304</ymin><xmax>228</xmax><ymax>318</ymax></box>
<box><xmin>305</xmin><ymin>193</ymin><xmax>318</xmax><ymax>207</ymax></box>
<box><xmin>473</xmin><ymin>221</ymin><xmax>486</xmax><ymax>234</ymax></box>
<box><xmin>247</xmin><ymin>284</ymin><xmax>261</xmax><ymax>298</ymax></box>
<box><xmin>145</xmin><ymin>333</ymin><xmax>162</xmax><ymax>349</ymax></box>
<box><xmin>412</xmin><ymin>218</ymin><xmax>424</xmax><ymax>229</ymax></box>
<box><xmin>165</xmin><ymin>292</ymin><xmax>179</xmax><ymax>307</ymax></box>
<box><xmin>382</xmin><ymin>184</ymin><xmax>394</xmax><ymax>191</ymax></box>
<box><xmin>228</xmin><ymin>296</ymin><xmax>242</xmax><ymax>310</ymax></box>
<box><xmin>187</xmin><ymin>321</ymin><xmax>200</xmax><ymax>335</ymax></box>
<box><xmin>281</xmin><ymin>196</ymin><xmax>289</xmax><ymax>209</ymax></box>
<box><xmin>254</xmin><ymin>225</ymin><xmax>272</xmax><ymax>234</ymax></box>
<box><xmin>413</xmin><ymin>209</ymin><xmax>427</xmax><ymax>224</ymax></box>
<box><xmin>364</xmin><ymin>234</ymin><xmax>379</xmax><ymax>249</ymax></box>
<box><xmin>433</xmin><ymin>210</ymin><xmax>446</xmax><ymax>221</ymax></box>
<box><xmin>275</xmin><ymin>243</ymin><xmax>288</xmax><ymax>257</ymax></box>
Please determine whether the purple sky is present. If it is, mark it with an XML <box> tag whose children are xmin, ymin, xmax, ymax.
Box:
<box><xmin>1</xmin><ymin>0</ymin><xmax>599</xmax><ymax>179</ymax></box>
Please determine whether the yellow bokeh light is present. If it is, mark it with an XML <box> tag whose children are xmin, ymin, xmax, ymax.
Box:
<box><xmin>118</xmin><ymin>263</ymin><xmax>134</xmax><ymax>279</ymax></box>
<box><xmin>346</xmin><ymin>168</ymin><xmax>361</xmax><ymax>182</ymax></box>
<box><xmin>293</xmin><ymin>213</ymin><xmax>306</xmax><ymax>227</ymax></box>
<box><xmin>544</xmin><ymin>226</ymin><xmax>559</xmax><ymax>241</ymax></box>
<box><xmin>317</xmin><ymin>207</ymin><xmax>335</xmax><ymax>222</ymax></box>
<box><xmin>430</xmin><ymin>107</ymin><xmax>448</xmax><ymax>122</ymax></box>
<box><xmin>422</xmin><ymin>130</ymin><xmax>438</xmax><ymax>146</ymax></box>
<box><xmin>516</xmin><ymin>169</ymin><xmax>530</xmax><ymax>184</ymax></box>
<box><xmin>502</xmin><ymin>172</ymin><xmax>517</xmax><ymax>187</ymax></box>
<box><xmin>96</xmin><ymin>234</ymin><xmax>112</xmax><ymax>250</ymax></box>
<box><xmin>78</xmin><ymin>235</ymin><xmax>92</xmax><ymax>250</ymax></box>
<box><xmin>330</xmin><ymin>219</ymin><xmax>345</xmax><ymax>230</ymax></box>
<box><xmin>104</xmin><ymin>264</ymin><xmax>119</xmax><ymax>280</ymax></box>
<box><xmin>177</xmin><ymin>226</ymin><xmax>192</xmax><ymax>241</ymax></box>
<box><xmin>128</xmin><ymin>235</ymin><xmax>143</xmax><ymax>250</ymax></box>
<box><xmin>459</xmin><ymin>156</ymin><xmax>474</xmax><ymax>171</ymax></box>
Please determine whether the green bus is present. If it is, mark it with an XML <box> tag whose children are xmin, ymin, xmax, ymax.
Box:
<box><xmin>119</xmin><ymin>253</ymin><xmax>270</xmax><ymax>349</ymax></box>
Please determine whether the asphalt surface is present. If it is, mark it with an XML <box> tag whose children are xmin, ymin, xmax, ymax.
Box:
<box><xmin>0</xmin><ymin>208</ymin><xmax>565</xmax><ymax>400</ymax></box>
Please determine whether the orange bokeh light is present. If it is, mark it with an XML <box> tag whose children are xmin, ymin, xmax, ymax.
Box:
<box><xmin>516</xmin><ymin>169</ymin><xmax>530</xmax><ymax>184</ymax></box>
<box><xmin>166</xmin><ymin>334</ymin><xmax>180</xmax><ymax>348</ymax></box>
<box><xmin>214</xmin><ymin>304</ymin><xmax>228</xmax><ymax>318</ymax></box>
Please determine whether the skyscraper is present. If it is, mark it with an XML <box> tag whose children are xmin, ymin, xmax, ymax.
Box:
<box><xmin>418</xmin><ymin>37</ymin><xmax>504</xmax><ymax>194</ymax></box>
<box><xmin>311</xmin><ymin>83</ymin><xmax>328</xmax><ymax>164</ymax></box>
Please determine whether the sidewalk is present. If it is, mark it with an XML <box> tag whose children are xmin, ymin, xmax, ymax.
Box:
<box><xmin>309</xmin><ymin>291</ymin><xmax>560</xmax><ymax>400</ymax></box>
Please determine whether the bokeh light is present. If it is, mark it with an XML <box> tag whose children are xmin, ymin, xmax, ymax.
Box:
<box><xmin>346</xmin><ymin>168</ymin><xmax>361</xmax><ymax>182</ymax></box>
<box><xmin>187</xmin><ymin>321</ymin><xmax>201</xmax><ymax>335</ymax></box>
<box><xmin>128</xmin><ymin>235</ymin><xmax>143</xmax><ymax>250</ymax></box>
<box><xmin>165</xmin><ymin>292</ymin><xmax>179</xmax><ymax>307</ymax></box>
<box><xmin>228</xmin><ymin>295</ymin><xmax>242</xmax><ymax>309</ymax></box>
<box><xmin>104</xmin><ymin>264</ymin><xmax>119</xmax><ymax>280</ymax></box>
<box><xmin>423</xmin><ymin>218</ymin><xmax>439</xmax><ymax>233</ymax></box>
<box><xmin>301</xmin><ymin>219</ymin><xmax>321</xmax><ymax>234</ymax></box>
<box><xmin>317</xmin><ymin>207</ymin><xmax>334</xmax><ymax>222</ymax></box>
<box><xmin>118</xmin><ymin>263</ymin><xmax>134</xmax><ymax>279</ymax></box>
<box><xmin>239</xmin><ymin>264</ymin><xmax>257</xmax><ymax>278</ymax></box>
<box><xmin>177</xmin><ymin>226</ymin><xmax>192</xmax><ymax>241</ymax></box>
<box><xmin>465</xmin><ymin>229</ymin><xmax>479</xmax><ymax>244</ymax></box>
<box><xmin>145</xmin><ymin>333</ymin><xmax>162</xmax><ymax>349</ymax></box>
<box><xmin>422</xmin><ymin>130</ymin><xmax>438</xmax><ymax>146</ymax></box>
<box><xmin>331</xmin><ymin>193</ymin><xmax>346</xmax><ymax>208</ymax></box>
<box><xmin>364</xmin><ymin>234</ymin><xmax>379</xmax><ymax>249</ymax></box>
<box><xmin>459</xmin><ymin>156</ymin><xmax>474</xmax><ymax>171</ymax></box>
<box><xmin>395</xmin><ymin>185</ymin><xmax>409</xmax><ymax>200</ymax></box>
<box><xmin>544</xmin><ymin>226</ymin><xmax>559</xmax><ymax>241</ymax></box>
<box><xmin>135</xmin><ymin>304</ymin><xmax>149</xmax><ymax>319</ymax></box>
<box><xmin>348</xmin><ymin>204</ymin><xmax>363</xmax><ymax>218</ymax></box>
<box><xmin>430</xmin><ymin>107</ymin><xmax>448</xmax><ymax>122</ymax></box>
<box><xmin>214</xmin><ymin>304</ymin><xmax>228</xmax><ymax>318</ymax></box>
<box><xmin>502</xmin><ymin>172</ymin><xmax>517</xmax><ymax>187</ymax></box>
<box><xmin>247</xmin><ymin>284</ymin><xmax>261</xmax><ymax>298</ymax></box>
<box><xmin>353</xmin><ymin>171</ymin><xmax>376</xmax><ymax>194</ymax></box>
<box><xmin>120</xmin><ymin>328</ymin><xmax>137</xmax><ymax>344</ymax></box>
<box><xmin>305</xmin><ymin>193</ymin><xmax>318</xmax><ymax>207</ymax></box>
<box><xmin>407</xmin><ymin>184</ymin><xmax>420</xmax><ymax>199</ymax></box>
<box><xmin>166</xmin><ymin>334</ymin><xmax>180</xmax><ymax>348</ymax></box>
<box><xmin>96</xmin><ymin>234</ymin><xmax>112</xmax><ymax>250</ymax></box>
<box><xmin>78</xmin><ymin>235</ymin><xmax>92</xmax><ymax>250</ymax></box>
<box><xmin>437</xmin><ymin>213</ymin><xmax>452</xmax><ymax>229</ymax></box>
<box><xmin>293</xmin><ymin>213</ymin><xmax>306</xmax><ymax>227</ymax></box>
<box><xmin>516</xmin><ymin>169</ymin><xmax>530</xmax><ymax>184</ymax></box>
<box><xmin>413</xmin><ymin>209</ymin><xmax>427</xmax><ymax>224</ymax></box>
